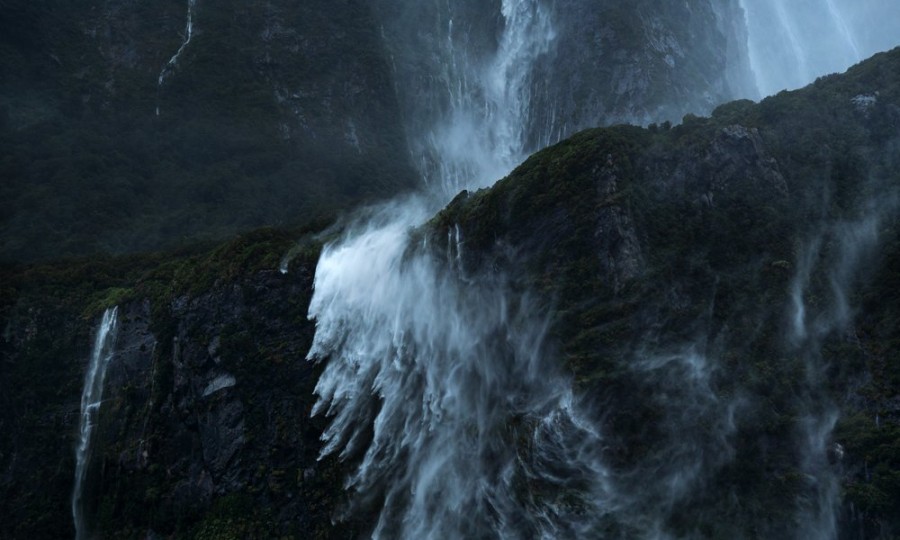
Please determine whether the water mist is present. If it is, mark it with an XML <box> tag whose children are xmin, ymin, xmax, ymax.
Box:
<box><xmin>303</xmin><ymin>0</ymin><xmax>629</xmax><ymax>535</ymax></box>
<box><xmin>787</xmin><ymin>200</ymin><xmax>891</xmax><ymax>539</ymax></box>
<box><xmin>308</xmin><ymin>197</ymin><xmax>617</xmax><ymax>537</ymax></box>
<box><xmin>739</xmin><ymin>0</ymin><xmax>900</xmax><ymax>96</ymax></box>
<box><xmin>304</xmin><ymin>0</ymin><xmax>900</xmax><ymax>537</ymax></box>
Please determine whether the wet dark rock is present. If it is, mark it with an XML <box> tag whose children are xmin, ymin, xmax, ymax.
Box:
<box><xmin>87</xmin><ymin>262</ymin><xmax>343</xmax><ymax>537</ymax></box>
<box><xmin>0</xmin><ymin>0</ymin><xmax>416</xmax><ymax>262</ymax></box>
<box><xmin>1</xmin><ymin>46</ymin><xmax>899</xmax><ymax>540</ymax></box>
<box><xmin>594</xmin><ymin>163</ymin><xmax>645</xmax><ymax>292</ymax></box>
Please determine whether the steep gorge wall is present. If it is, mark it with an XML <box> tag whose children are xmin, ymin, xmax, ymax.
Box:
<box><xmin>530</xmin><ymin>0</ymin><xmax>756</xmax><ymax>133</ymax></box>
<box><xmin>0</xmin><ymin>0</ymin><xmax>415</xmax><ymax>262</ymax></box>
<box><xmin>369</xmin><ymin>0</ymin><xmax>755</xmax><ymax>188</ymax></box>
<box><xmin>0</xmin><ymin>233</ymin><xmax>365</xmax><ymax>538</ymax></box>
<box><xmin>0</xmin><ymin>0</ymin><xmax>761</xmax><ymax>262</ymax></box>
<box><xmin>2</xmin><ymin>49</ymin><xmax>899</xmax><ymax>538</ymax></box>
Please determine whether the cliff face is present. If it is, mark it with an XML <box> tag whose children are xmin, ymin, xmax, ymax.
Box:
<box><xmin>529</xmin><ymin>0</ymin><xmax>756</xmax><ymax>133</ymax></box>
<box><xmin>428</xmin><ymin>48</ymin><xmax>900</xmax><ymax>537</ymax></box>
<box><xmin>2</xmin><ymin>26</ymin><xmax>900</xmax><ymax>540</ymax></box>
<box><xmin>90</xmin><ymin>265</ymin><xmax>355</xmax><ymax>538</ymax></box>
<box><xmin>0</xmin><ymin>0</ymin><xmax>759</xmax><ymax>263</ymax></box>
<box><xmin>0</xmin><ymin>231</ymin><xmax>366</xmax><ymax>538</ymax></box>
<box><xmin>0</xmin><ymin>0</ymin><xmax>415</xmax><ymax>262</ymax></box>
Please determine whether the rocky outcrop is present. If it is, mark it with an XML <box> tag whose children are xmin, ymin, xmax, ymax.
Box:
<box><xmin>645</xmin><ymin>121</ymin><xmax>789</xmax><ymax>203</ymax></box>
<box><xmin>594</xmin><ymin>161</ymin><xmax>645</xmax><ymax>292</ymax></box>
<box><xmin>88</xmin><ymin>264</ymin><xmax>358</xmax><ymax>538</ymax></box>
<box><xmin>704</xmin><ymin>124</ymin><xmax>788</xmax><ymax>195</ymax></box>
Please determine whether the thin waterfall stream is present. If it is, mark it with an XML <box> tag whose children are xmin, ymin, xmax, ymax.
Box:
<box><xmin>788</xmin><ymin>204</ymin><xmax>891</xmax><ymax>539</ymax></box>
<box><xmin>72</xmin><ymin>307</ymin><xmax>119</xmax><ymax>540</ymax></box>
<box><xmin>156</xmin><ymin>0</ymin><xmax>197</xmax><ymax>116</ymax></box>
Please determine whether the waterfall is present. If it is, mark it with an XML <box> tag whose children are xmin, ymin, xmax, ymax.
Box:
<box><xmin>308</xmin><ymin>197</ymin><xmax>615</xmax><ymax>537</ymax></box>
<box><xmin>308</xmin><ymin>197</ymin><xmax>743</xmax><ymax>536</ymax></box>
<box><xmin>433</xmin><ymin>0</ymin><xmax>553</xmax><ymax>194</ymax></box>
<box><xmin>306</xmin><ymin>0</ymin><xmax>751</xmax><ymax>535</ymax></box>
<box><xmin>739</xmin><ymin>0</ymin><xmax>898</xmax><ymax>97</ymax></box>
<box><xmin>305</xmin><ymin>0</ymin><xmax>758</xmax><ymax>536</ymax></box>
<box><xmin>304</xmin><ymin>1</ymin><xmax>621</xmax><ymax>536</ymax></box>
<box><xmin>156</xmin><ymin>0</ymin><xmax>197</xmax><ymax>116</ymax></box>
<box><xmin>375</xmin><ymin>0</ymin><xmax>555</xmax><ymax>195</ymax></box>
<box><xmin>308</xmin><ymin>225</ymin><xmax>742</xmax><ymax>537</ymax></box>
<box><xmin>72</xmin><ymin>307</ymin><xmax>119</xmax><ymax>540</ymax></box>
<box><xmin>305</xmin><ymin>0</ymin><xmax>900</xmax><ymax>537</ymax></box>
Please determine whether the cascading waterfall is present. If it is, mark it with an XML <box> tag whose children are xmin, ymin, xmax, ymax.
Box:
<box><xmin>156</xmin><ymin>0</ymin><xmax>197</xmax><ymax>116</ymax></box>
<box><xmin>307</xmin><ymin>0</ymin><xmax>748</xmax><ymax>536</ymax></box>
<box><xmin>307</xmin><ymin>0</ymin><xmax>900</xmax><ymax>537</ymax></box>
<box><xmin>72</xmin><ymin>307</ymin><xmax>119</xmax><ymax>540</ymax></box>
<box><xmin>402</xmin><ymin>0</ymin><xmax>555</xmax><ymax>194</ymax></box>
<box><xmin>307</xmin><ymin>2</ymin><xmax>599</xmax><ymax>535</ymax></box>
<box><xmin>308</xmin><ymin>198</ymin><xmax>617</xmax><ymax>537</ymax></box>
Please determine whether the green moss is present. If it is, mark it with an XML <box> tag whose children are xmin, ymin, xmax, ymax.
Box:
<box><xmin>82</xmin><ymin>286</ymin><xmax>136</xmax><ymax>319</ymax></box>
<box><xmin>190</xmin><ymin>494</ymin><xmax>275</xmax><ymax>540</ymax></box>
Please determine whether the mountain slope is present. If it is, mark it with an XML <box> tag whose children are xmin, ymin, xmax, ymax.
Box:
<box><xmin>429</xmin><ymin>47</ymin><xmax>900</xmax><ymax>537</ymax></box>
<box><xmin>1</xmin><ymin>48</ymin><xmax>899</xmax><ymax>538</ymax></box>
<box><xmin>0</xmin><ymin>0</ymin><xmax>415</xmax><ymax>262</ymax></box>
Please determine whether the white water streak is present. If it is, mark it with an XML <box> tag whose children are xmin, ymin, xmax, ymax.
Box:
<box><xmin>739</xmin><ymin>0</ymin><xmax>896</xmax><ymax>97</ymax></box>
<box><xmin>72</xmin><ymin>307</ymin><xmax>119</xmax><ymax>540</ymax></box>
<box><xmin>423</xmin><ymin>0</ymin><xmax>555</xmax><ymax>194</ymax></box>
<box><xmin>823</xmin><ymin>0</ymin><xmax>861</xmax><ymax>63</ymax></box>
<box><xmin>624</xmin><ymin>346</ymin><xmax>741</xmax><ymax>535</ymax></box>
<box><xmin>775</xmin><ymin>2</ymin><xmax>811</xmax><ymax>86</ymax></box>
<box><xmin>156</xmin><ymin>0</ymin><xmax>197</xmax><ymax>115</ymax></box>
<box><xmin>308</xmin><ymin>197</ymin><xmax>616</xmax><ymax>537</ymax></box>
<box><xmin>304</xmin><ymin>1</ymin><xmax>622</xmax><ymax>536</ymax></box>
<box><xmin>788</xmin><ymin>209</ymin><xmax>884</xmax><ymax>539</ymax></box>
